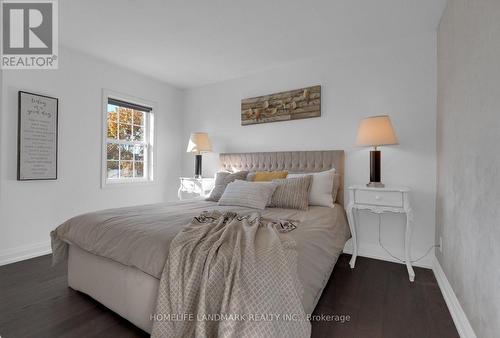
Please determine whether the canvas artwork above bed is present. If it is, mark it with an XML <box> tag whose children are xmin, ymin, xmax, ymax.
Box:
<box><xmin>241</xmin><ymin>86</ymin><xmax>321</xmax><ymax>125</ymax></box>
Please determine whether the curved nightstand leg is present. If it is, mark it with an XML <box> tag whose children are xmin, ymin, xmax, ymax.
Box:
<box><xmin>346</xmin><ymin>204</ymin><xmax>357</xmax><ymax>269</ymax></box>
<box><xmin>405</xmin><ymin>210</ymin><xmax>415</xmax><ymax>282</ymax></box>
<box><xmin>177</xmin><ymin>185</ymin><xmax>183</xmax><ymax>200</ymax></box>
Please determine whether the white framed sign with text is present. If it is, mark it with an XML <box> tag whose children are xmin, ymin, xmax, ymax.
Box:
<box><xmin>18</xmin><ymin>91</ymin><xmax>59</xmax><ymax>180</ymax></box>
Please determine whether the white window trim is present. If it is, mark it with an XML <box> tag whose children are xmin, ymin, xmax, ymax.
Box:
<box><xmin>101</xmin><ymin>89</ymin><xmax>158</xmax><ymax>188</ymax></box>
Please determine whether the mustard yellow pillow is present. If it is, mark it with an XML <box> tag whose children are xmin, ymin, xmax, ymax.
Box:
<box><xmin>252</xmin><ymin>171</ymin><xmax>288</xmax><ymax>181</ymax></box>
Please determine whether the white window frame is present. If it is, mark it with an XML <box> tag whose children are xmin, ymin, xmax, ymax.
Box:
<box><xmin>101</xmin><ymin>89</ymin><xmax>157</xmax><ymax>188</ymax></box>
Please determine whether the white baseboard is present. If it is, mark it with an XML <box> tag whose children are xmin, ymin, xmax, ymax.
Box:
<box><xmin>0</xmin><ymin>241</ymin><xmax>52</xmax><ymax>266</ymax></box>
<box><xmin>343</xmin><ymin>242</ymin><xmax>434</xmax><ymax>269</ymax></box>
<box><xmin>432</xmin><ymin>256</ymin><xmax>477</xmax><ymax>338</ymax></box>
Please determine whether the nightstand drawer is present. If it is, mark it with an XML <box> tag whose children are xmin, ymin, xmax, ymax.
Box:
<box><xmin>354</xmin><ymin>189</ymin><xmax>403</xmax><ymax>207</ymax></box>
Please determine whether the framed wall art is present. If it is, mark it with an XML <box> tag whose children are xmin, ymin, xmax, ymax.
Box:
<box><xmin>17</xmin><ymin>91</ymin><xmax>59</xmax><ymax>180</ymax></box>
<box><xmin>241</xmin><ymin>85</ymin><xmax>321</xmax><ymax>125</ymax></box>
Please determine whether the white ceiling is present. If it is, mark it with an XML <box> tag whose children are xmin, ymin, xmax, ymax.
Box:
<box><xmin>60</xmin><ymin>0</ymin><xmax>447</xmax><ymax>89</ymax></box>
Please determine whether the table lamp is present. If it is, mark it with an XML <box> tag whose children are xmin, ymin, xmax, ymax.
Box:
<box><xmin>186</xmin><ymin>132</ymin><xmax>212</xmax><ymax>178</ymax></box>
<box><xmin>356</xmin><ymin>115</ymin><xmax>398</xmax><ymax>187</ymax></box>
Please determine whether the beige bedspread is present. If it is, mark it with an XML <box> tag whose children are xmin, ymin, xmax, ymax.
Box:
<box><xmin>151</xmin><ymin>210</ymin><xmax>311</xmax><ymax>338</ymax></box>
<box><xmin>51</xmin><ymin>200</ymin><xmax>350</xmax><ymax>314</ymax></box>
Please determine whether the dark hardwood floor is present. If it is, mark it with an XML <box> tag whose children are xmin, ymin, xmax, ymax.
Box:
<box><xmin>0</xmin><ymin>254</ymin><xmax>458</xmax><ymax>338</ymax></box>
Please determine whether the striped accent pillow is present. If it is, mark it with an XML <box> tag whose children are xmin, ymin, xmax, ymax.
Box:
<box><xmin>288</xmin><ymin>168</ymin><xmax>336</xmax><ymax>207</ymax></box>
<box><xmin>206</xmin><ymin>171</ymin><xmax>249</xmax><ymax>202</ymax></box>
<box><xmin>218</xmin><ymin>180</ymin><xmax>278</xmax><ymax>210</ymax></box>
<box><xmin>269</xmin><ymin>176</ymin><xmax>313</xmax><ymax>210</ymax></box>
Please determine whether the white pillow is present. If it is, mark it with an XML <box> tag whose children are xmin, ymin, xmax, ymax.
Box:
<box><xmin>218</xmin><ymin>180</ymin><xmax>278</xmax><ymax>210</ymax></box>
<box><xmin>288</xmin><ymin>168</ymin><xmax>336</xmax><ymax>207</ymax></box>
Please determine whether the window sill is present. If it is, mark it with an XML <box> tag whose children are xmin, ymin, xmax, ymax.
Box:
<box><xmin>101</xmin><ymin>179</ymin><xmax>156</xmax><ymax>189</ymax></box>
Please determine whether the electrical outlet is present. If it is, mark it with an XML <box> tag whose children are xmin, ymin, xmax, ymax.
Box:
<box><xmin>439</xmin><ymin>236</ymin><xmax>443</xmax><ymax>253</ymax></box>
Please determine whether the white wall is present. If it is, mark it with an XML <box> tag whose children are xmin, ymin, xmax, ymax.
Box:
<box><xmin>182</xmin><ymin>33</ymin><xmax>438</xmax><ymax>267</ymax></box>
<box><xmin>0</xmin><ymin>47</ymin><xmax>183</xmax><ymax>264</ymax></box>
<box><xmin>437</xmin><ymin>0</ymin><xmax>500</xmax><ymax>337</ymax></box>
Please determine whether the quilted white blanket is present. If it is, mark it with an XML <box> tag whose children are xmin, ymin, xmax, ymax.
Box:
<box><xmin>151</xmin><ymin>211</ymin><xmax>311</xmax><ymax>338</ymax></box>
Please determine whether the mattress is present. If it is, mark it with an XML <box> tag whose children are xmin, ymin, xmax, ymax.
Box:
<box><xmin>57</xmin><ymin>200</ymin><xmax>350</xmax><ymax>333</ymax></box>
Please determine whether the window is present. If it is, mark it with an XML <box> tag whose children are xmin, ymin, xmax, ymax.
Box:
<box><xmin>102</xmin><ymin>91</ymin><xmax>155</xmax><ymax>186</ymax></box>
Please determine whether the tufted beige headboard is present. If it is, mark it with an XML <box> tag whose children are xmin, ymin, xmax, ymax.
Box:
<box><xmin>219</xmin><ymin>150</ymin><xmax>345</xmax><ymax>207</ymax></box>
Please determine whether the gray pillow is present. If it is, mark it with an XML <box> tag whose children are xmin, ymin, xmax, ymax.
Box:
<box><xmin>206</xmin><ymin>171</ymin><xmax>249</xmax><ymax>202</ymax></box>
<box><xmin>218</xmin><ymin>180</ymin><xmax>278</xmax><ymax>210</ymax></box>
<box><xmin>246</xmin><ymin>172</ymin><xmax>256</xmax><ymax>181</ymax></box>
<box><xmin>269</xmin><ymin>176</ymin><xmax>313</xmax><ymax>210</ymax></box>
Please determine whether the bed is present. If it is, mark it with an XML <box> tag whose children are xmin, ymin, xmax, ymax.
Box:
<box><xmin>52</xmin><ymin>150</ymin><xmax>350</xmax><ymax>334</ymax></box>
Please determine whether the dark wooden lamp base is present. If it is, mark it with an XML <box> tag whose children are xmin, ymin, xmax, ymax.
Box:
<box><xmin>367</xmin><ymin>149</ymin><xmax>384</xmax><ymax>188</ymax></box>
<box><xmin>194</xmin><ymin>154</ymin><xmax>202</xmax><ymax>178</ymax></box>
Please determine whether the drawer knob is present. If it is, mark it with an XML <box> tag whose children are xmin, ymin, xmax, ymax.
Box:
<box><xmin>375</xmin><ymin>195</ymin><xmax>382</xmax><ymax>200</ymax></box>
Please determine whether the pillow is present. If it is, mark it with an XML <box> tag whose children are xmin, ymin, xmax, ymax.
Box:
<box><xmin>331</xmin><ymin>173</ymin><xmax>341</xmax><ymax>204</ymax></box>
<box><xmin>205</xmin><ymin>171</ymin><xmax>248</xmax><ymax>202</ymax></box>
<box><xmin>288</xmin><ymin>168</ymin><xmax>336</xmax><ymax>207</ymax></box>
<box><xmin>251</xmin><ymin>171</ymin><xmax>288</xmax><ymax>181</ymax></box>
<box><xmin>269</xmin><ymin>176</ymin><xmax>313</xmax><ymax>210</ymax></box>
<box><xmin>218</xmin><ymin>180</ymin><xmax>278</xmax><ymax>210</ymax></box>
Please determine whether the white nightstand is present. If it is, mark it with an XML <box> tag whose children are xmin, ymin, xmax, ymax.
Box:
<box><xmin>178</xmin><ymin>177</ymin><xmax>215</xmax><ymax>200</ymax></box>
<box><xmin>347</xmin><ymin>185</ymin><xmax>415</xmax><ymax>282</ymax></box>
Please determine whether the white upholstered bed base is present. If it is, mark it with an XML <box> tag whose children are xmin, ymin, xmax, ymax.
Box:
<box><xmin>68</xmin><ymin>235</ymin><xmax>339</xmax><ymax>335</ymax></box>
<box><xmin>67</xmin><ymin>150</ymin><xmax>346</xmax><ymax>334</ymax></box>
<box><xmin>68</xmin><ymin>245</ymin><xmax>158</xmax><ymax>333</ymax></box>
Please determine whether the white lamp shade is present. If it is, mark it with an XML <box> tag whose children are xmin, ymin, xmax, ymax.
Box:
<box><xmin>186</xmin><ymin>132</ymin><xmax>212</xmax><ymax>153</ymax></box>
<box><xmin>356</xmin><ymin>115</ymin><xmax>399</xmax><ymax>147</ymax></box>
